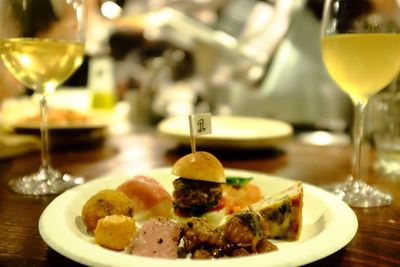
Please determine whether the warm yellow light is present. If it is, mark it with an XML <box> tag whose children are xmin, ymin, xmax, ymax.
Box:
<box><xmin>100</xmin><ymin>1</ymin><xmax>122</xmax><ymax>19</ymax></box>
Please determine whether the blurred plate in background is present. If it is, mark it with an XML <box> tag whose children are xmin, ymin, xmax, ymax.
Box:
<box><xmin>0</xmin><ymin>90</ymin><xmax>113</xmax><ymax>150</ymax></box>
<box><xmin>157</xmin><ymin>115</ymin><xmax>293</xmax><ymax>149</ymax></box>
<box><xmin>12</xmin><ymin>126</ymin><xmax>108</xmax><ymax>150</ymax></box>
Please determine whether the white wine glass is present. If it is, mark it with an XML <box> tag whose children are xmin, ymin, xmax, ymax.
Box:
<box><xmin>321</xmin><ymin>0</ymin><xmax>400</xmax><ymax>207</ymax></box>
<box><xmin>0</xmin><ymin>0</ymin><xmax>85</xmax><ymax>195</ymax></box>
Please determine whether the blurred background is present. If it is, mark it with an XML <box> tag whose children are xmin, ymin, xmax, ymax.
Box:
<box><xmin>0</xmin><ymin>0</ymin><xmax>353</xmax><ymax>136</ymax></box>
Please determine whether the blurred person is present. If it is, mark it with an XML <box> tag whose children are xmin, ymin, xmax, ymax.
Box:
<box><xmin>220</xmin><ymin>0</ymin><xmax>353</xmax><ymax>132</ymax></box>
<box><xmin>79</xmin><ymin>0</ymin><xmax>352</xmax><ymax>133</ymax></box>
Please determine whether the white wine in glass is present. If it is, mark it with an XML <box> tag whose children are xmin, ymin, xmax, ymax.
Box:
<box><xmin>1</xmin><ymin>39</ymin><xmax>84</xmax><ymax>93</ymax></box>
<box><xmin>321</xmin><ymin>0</ymin><xmax>400</xmax><ymax>207</ymax></box>
<box><xmin>0</xmin><ymin>0</ymin><xmax>86</xmax><ymax>195</ymax></box>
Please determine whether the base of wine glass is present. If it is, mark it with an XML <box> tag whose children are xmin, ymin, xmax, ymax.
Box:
<box><xmin>324</xmin><ymin>177</ymin><xmax>392</xmax><ymax>208</ymax></box>
<box><xmin>8</xmin><ymin>166</ymin><xmax>84</xmax><ymax>195</ymax></box>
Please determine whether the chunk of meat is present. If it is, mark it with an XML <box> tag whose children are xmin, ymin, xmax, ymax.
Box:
<box><xmin>192</xmin><ymin>248</ymin><xmax>212</xmax><ymax>259</ymax></box>
<box><xmin>223</xmin><ymin>210</ymin><xmax>269</xmax><ymax>252</ymax></box>
<box><xmin>181</xmin><ymin>218</ymin><xmax>214</xmax><ymax>252</ymax></box>
<box><xmin>128</xmin><ymin>217</ymin><xmax>181</xmax><ymax>259</ymax></box>
<box><xmin>173</xmin><ymin>178</ymin><xmax>223</xmax><ymax>217</ymax></box>
<box><xmin>181</xmin><ymin>210</ymin><xmax>276</xmax><ymax>258</ymax></box>
<box><xmin>181</xmin><ymin>217</ymin><xmax>229</xmax><ymax>255</ymax></box>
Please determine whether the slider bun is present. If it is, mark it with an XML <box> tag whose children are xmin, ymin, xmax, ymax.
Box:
<box><xmin>172</xmin><ymin>151</ymin><xmax>226</xmax><ymax>183</ymax></box>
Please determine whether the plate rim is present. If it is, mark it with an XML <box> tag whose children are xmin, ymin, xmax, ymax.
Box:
<box><xmin>11</xmin><ymin>121</ymin><xmax>108</xmax><ymax>130</ymax></box>
<box><xmin>39</xmin><ymin>168</ymin><xmax>358</xmax><ymax>267</ymax></box>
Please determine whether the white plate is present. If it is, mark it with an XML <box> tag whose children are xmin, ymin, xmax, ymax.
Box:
<box><xmin>157</xmin><ymin>116</ymin><xmax>294</xmax><ymax>149</ymax></box>
<box><xmin>39</xmin><ymin>168</ymin><xmax>357</xmax><ymax>267</ymax></box>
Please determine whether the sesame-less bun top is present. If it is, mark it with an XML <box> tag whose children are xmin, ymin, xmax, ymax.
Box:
<box><xmin>171</xmin><ymin>151</ymin><xmax>226</xmax><ymax>183</ymax></box>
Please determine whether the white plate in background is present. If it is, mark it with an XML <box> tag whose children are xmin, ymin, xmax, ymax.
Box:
<box><xmin>39</xmin><ymin>168</ymin><xmax>358</xmax><ymax>267</ymax></box>
<box><xmin>157</xmin><ymin>115</ymin><xmax>294</xmax><ymax>149</ymax></box>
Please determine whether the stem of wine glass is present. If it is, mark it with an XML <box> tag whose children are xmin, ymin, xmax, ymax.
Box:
<box><xmin>39</xmin><ymin>92</ymin><xmax>51</xmax><ymax>176</ymax></box>
<box><xmin>333</xmin><ymin>97</ymin><xmax>392</xmax><ymax>208</ymax></box>
<box><xmin>350</xmin><ymin>100</ymin><xmax>367</xmax><ymax>182</ymax></box>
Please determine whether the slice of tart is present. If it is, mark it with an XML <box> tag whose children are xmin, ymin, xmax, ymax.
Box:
<box><xmin>250</xmin><ymin>181</ymin><xmax>303</xmax><ymax>240</ymax></box>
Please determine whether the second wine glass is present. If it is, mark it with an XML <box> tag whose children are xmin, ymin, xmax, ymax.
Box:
<box><xmin>321</xmin><ymin>0</ymin><xmax>400</xmax><ymax>207</ymax></box>
<box><xmin>0</xmin><ymin>0</ymin><xmax>86</xmax><ymax>195</ymax></box>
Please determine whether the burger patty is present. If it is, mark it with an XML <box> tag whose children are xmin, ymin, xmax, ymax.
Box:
<box><xmin>173</xmin><ymin>178</ymin><xmax>222</xmax><ymax>216</ymax></box>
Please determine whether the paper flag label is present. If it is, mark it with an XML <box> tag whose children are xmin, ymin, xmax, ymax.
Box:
<box><xmin>189</xmin><ymin>113</ymin><xmax>212</xmax><ymax>136</ymax></box>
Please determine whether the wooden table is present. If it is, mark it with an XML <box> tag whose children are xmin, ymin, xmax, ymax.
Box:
<box><xmin>0</xmin><ymin>129</ymin><xmax>399</xmax><ymax>266</ymax></box>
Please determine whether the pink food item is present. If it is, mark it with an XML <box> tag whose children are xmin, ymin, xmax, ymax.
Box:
<box><xmin>128</xmin><ymin>217</ymin><xmax>181</xmax><ymax>259</ymax></box>
<box><xmin>117</xmin><ymin>175</ymin><xmax>173</xmax><ymax>221</ymax></box>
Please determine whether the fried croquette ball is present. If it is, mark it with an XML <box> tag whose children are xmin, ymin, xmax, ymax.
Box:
<box><xmin>81</xmin><ymin>189</ymin><xmax>134</xmax><ymax>232</ymax></box>
<box><xmin>94</xmin><ymin>215</ymin><xmax>137</xmax><ymax>251</ymax></box>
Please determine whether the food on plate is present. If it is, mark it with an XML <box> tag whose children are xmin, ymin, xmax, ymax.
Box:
<box><xmin>181</xmin><ymin>217</ymin><xmax>226</xmax><ymax>259</ymax></box>
<box><xmin>181</xmin><ymin>209</ymin><xmax>277</xmax><ymax>259</ymax></box>
<box><xmin>94</xmin><ymin>214</ymin><xmax>137</xmax><ymax>251</ymax></box>
<box><xmin>117</xmin><ymin>175</ymin><xmax>173</xmax><ymax>221</ymax></box>
<box><xmin>171</xmin><ymin>151</ymin><xmax>225</xmax><ymax>183</ymax></box>
<box><xmin>81</xmin><ymin>189</ymin><xmax>134</xmax><ymax>232</ymax></box>
<box><xmin>223</xmin><ymin>210</ymin><xmax>270</xmax><ymax>252</ymax></box>
<box><xmin>127</xmin><ymin>217</ymin><xmax>181</xmax><ymax>259</ymax></box>
<box><xmin>251</xmin><ymin>181</ymin><xmax>303</xmax><ymax>240</ymax></box>
<box><xmin>78</xmin><ymin>166</ymin><xmax>303</xmax><ymax>260</ymax></box>
<box><xmin>22</xmin><ymin>108</ymin><xmax>89</xmax><ymax>124</ymax></box>
<box><xmin>171</xmin><ymin>151</ymin><xmax>226</xmax><ymax>227</ymax></box>
<box><xmin>223</xmin><ymin>176</ymin><xmax>262</xmax><ymax>214</ymax></box>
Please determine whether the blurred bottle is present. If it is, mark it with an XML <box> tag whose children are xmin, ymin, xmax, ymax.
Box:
<box><xmin>88</xmin><ymin>55</ymin><xmax>116</xmax><ymax>110</ymax></box>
